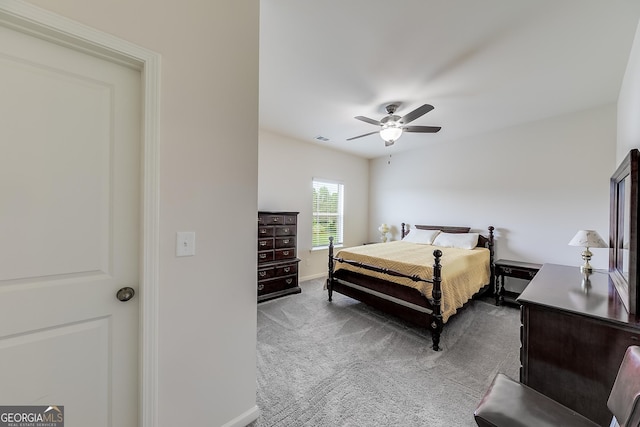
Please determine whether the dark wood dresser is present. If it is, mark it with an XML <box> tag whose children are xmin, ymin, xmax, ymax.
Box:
<box><xmin>518</xmin><ymin>263</ymin><xmax>640</xmax><ymax>426</ymax></box>
<box><xmin>257</xmin><ymin>211</ymin><xmax>301</xmax><ymax>302</ymax></box>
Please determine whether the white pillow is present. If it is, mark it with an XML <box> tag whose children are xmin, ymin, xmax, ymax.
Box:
<box><xmin>402</xmin><ymin>228</ymin><xmax>441</xmax><ymax>245</ymax></box>
<box><xmin>432</xmin><ymin>232</ymin><xmax>479</xmax><ymax>250</ymax></box>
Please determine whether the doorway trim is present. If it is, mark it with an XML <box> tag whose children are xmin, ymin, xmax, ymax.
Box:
<box><xmin>0</xmin><ymin>1</ymin><xmax>160</xmax><ymax>426</ymax></box>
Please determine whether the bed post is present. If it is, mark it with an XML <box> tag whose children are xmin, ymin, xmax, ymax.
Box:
<box><xmin>431</xmin><ymin>249</ymin><xmax>443</xmax><ymax>351</ymax></box>
<box><xmin>488</xmin><ymin>226</ymin><xmax>495</xmax><ymax>297</ymax></box>
<box><xmin>327</xmin><ymin>236</ymin><xmax>334</xmax><ymax>301</ymax></box>
<box><xmin>401</xmin><ymin>223</ymin><xmax>407</xmax><ymax>239</ymax></box>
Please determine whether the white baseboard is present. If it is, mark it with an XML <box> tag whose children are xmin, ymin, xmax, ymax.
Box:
<box><xmin>221</xmin><ymin>405</ymin><xmax>259</xmax><ymax>427</ymax></box>
<box><xmin>300</xmin><ymin>272</ymin><xmax>328</xmax><ymax>282</ymax></box>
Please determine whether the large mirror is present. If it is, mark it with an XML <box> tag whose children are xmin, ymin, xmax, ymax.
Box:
<box><xmin>610</xmin><ymin>149</ymin><xmax>639</xmax><ymax>315</ymax></box>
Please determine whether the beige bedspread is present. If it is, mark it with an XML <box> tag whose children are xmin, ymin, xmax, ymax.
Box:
<box><xmin>334</xmin><ymin>241</ymin><xmax>490</xmax><ymax>322</ymax></box>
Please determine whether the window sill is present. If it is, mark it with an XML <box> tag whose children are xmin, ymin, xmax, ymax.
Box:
<box><xmin>311</xmin><ymin>244</ymin><xmax>343</xmax><ymax>252</ymax></box>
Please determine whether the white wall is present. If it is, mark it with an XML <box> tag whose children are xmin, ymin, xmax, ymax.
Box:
<box><xmin>258</xmin><ymin>130</ymin><xmax>369</xmax><ymax>279</ymax></box>
<box><xmin>369</xmin><ymin>104</ymin><xmax>616</xmax><ymax>270</ymax></box>
<box><xmin>23</xmin><ymin>1</ymin><xmax>260</xmax><ymax>426</ymax></box>
<box><xmin>618</xmin><ymin>19</ymin><xmax>640</xmax><ymax>160</ymax></box>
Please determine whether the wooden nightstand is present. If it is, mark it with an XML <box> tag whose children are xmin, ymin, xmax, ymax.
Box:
<box><xmin>494</xmin><ymin>259</ymin><xmax>542</xmax><ymax>306</ymax></box>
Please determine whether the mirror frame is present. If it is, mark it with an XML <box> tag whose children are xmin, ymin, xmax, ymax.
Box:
<box><xmin>610</xmin><ymin>148</ymin><xmax>639</xmax><ymax>315</ymax></box>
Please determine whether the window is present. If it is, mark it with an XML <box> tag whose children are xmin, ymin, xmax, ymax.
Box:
<box><xmin>312</xmin><ymin>179</ymin><xmax>344</xmax><ymax>248</ymax></box>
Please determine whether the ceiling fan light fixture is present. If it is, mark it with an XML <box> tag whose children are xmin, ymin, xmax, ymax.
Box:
<box><xmin>380</xmin><ymin>125</ymin><xmax>402</xmax><ymax>143</ymax></box>
<box><xmin>348</xmin><ymin>103</ymin><xmax>439</xmax><ymax>144</ymax></box>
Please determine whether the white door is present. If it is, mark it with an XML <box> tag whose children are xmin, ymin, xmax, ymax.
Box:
<box><xmin>0</xmin><ymin>22</ymin><xmax>141</xmax><ymax>427</ymax></box>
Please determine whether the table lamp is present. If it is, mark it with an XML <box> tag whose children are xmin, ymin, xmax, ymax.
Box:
<box><xmin>378</xmin><ymin>223</ymin><xmax>390</xmax><ymax>243</ymax></box>
<box><xmin>568</xmin><ymin>230</ymin><xmax>607</xmax><ymax>273</ymax></box>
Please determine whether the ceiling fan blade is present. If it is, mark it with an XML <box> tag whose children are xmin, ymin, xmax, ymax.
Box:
<box><xmin>399</xmin><ymin>104</ymin><xmax>434</xmax><ymax>125</ymax></box>
<box><xmin>402</xmin><ymin>125</ymin><xmax>441</xmax><ymax>133</ymax></box>
<box><xmin>346</xmin><ymin>131</ymin><xmax>379</xmax><ymax>141</ymax></box>
<box><xmin>354</xmin><ymin>116</ymin><xmax>381</xmax><ymax>126</ymax></box>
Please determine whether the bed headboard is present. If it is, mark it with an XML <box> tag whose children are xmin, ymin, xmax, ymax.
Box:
<box><xmin>401</xmin><ymin>223</ymin><xmax>494</xmax><ymax>249</ymax></box>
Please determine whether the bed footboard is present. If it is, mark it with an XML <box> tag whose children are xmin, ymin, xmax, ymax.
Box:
<box><xmin>327</xmin><ymin>236</ymin><xmax>443</xmax><ymax>350</ymax></box>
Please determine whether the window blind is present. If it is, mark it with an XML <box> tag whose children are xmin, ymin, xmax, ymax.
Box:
<box><xmin>312</xmin><ymin>179</ymin><xmax>344</xmax><ymax>248</ymax></box>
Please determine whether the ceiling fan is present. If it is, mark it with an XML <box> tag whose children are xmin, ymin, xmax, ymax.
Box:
<box><xmin>347</xmin><ymin>103</ymin><xmax>441</xmax><ymax>146</ymax></box>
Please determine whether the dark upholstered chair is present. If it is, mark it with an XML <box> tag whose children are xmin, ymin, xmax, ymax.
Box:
<box><xmin>474</xmin><ymin>346</ymin><xmax>640</xmax><ymax>427</ymax></box>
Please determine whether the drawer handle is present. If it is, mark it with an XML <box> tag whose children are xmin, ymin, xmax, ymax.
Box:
<box><xmin>258</xmin><ymin>284</ymin><xmax>264</xmax><ymax>290</ymax></box>
<box><xmin>272</xmin><ymin>218</ymin><xmax>280</xmax><ymax>223</ymax></box>
<box><xmin>259</xmin><ymin>241</ymin><xmax>267</xmax><ymax>246</ymax></box>
<box><xmin>260</xmin><ymin>229</ymin><xmax>267</xmax><ymax>234</ymax></box>
<box><xmin>259</xmin><ymin>271</ymin><xmax>266</xmax><ymax>277</ymax></box>
<box><xmin>259</xmin><ymin>253</ymin><xmax>267</xmax><ymax>259</ymax></box>
<box><xmin>284</xmin><ymin>267</ymin><xmax>290</xmax><ymax>273</ymax></box>
<box><xmin>283</xmin><ymin>251</ymin><xmax>289</xmax><ymax>256</ymax></box>
<box><xmin>286</xmin><ymin>279</ymin><xmax>293</xmax><ymax>285</ymax></box>
<box><xmin>283</xmin><ymin>239</ymin><xmax>290</xmax><ymax>244</ymax></box>
<box><xmin>283</xmin><ymin>228</ymin><xmax>290</xmax><ymax>234</ymax></box>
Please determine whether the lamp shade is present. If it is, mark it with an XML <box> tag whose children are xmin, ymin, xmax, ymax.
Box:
<box><xmin>378</xmin><ymin>223</ymin><xmax>390</xmax><ymax>234</ymax></box>
<box><xmin>568</xmin><ymin>230</ymin><xmax>607</xmax><ymax>248</ymax></box>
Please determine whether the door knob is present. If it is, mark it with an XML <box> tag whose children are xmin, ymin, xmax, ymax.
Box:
<box><xmin>116</xmin><ymin>287</ymin><xmax>135</xmax><ymax>302</ymax></box>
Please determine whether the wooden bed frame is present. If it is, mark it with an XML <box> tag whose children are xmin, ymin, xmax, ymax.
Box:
<box><xmin>327</xmin><ymin>224</ymin><xmax>495</xmax><ymax>351</ymax></box>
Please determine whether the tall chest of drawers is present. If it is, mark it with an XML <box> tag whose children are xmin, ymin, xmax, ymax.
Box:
<box><xmin>257</xmin><ymin>211</ymin><xmax>301</xmax><ymax>302</ymax></box>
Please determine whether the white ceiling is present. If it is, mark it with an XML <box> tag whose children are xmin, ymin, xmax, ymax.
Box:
<box><xmin>259</xmin><ymin>0</ymin><xmax>640</xmax><ymax>159</ymax></box>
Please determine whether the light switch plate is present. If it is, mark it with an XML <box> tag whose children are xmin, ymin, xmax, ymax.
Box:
<box><xmin>176</xmin><ymin>231</ymin><xmax>196</xmax><ymax>256</ymax></box>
